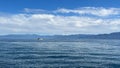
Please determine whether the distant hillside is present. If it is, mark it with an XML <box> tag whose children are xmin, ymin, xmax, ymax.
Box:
<box><xmin>62</xmin><ymin>32</ymin><xmax>120</xmax><ymax>39</ymax></box>
<box><xmin>0</xmin><ymin>32</ymin><xmax>120</xmax><ymax>41</ymax></box>
<box><xmin>0</xmin><ymin>34</ymin><xmax>53</xmax><ymax>41</ymax></box>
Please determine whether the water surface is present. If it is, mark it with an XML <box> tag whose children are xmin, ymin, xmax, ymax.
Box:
<box><xmin>0</xmin><ymin>39</ymin><xmax>120</xmax><ymax>68</ymax></box>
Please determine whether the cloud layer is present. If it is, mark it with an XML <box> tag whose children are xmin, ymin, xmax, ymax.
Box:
<box><xmin>0</xmin><ymin>7</ymin><xmax>120</xmax><ymax>35</ymax></box>
<box><xmin>56</xmin><ymin>7</ymin><xmax>120</xmax><ymax>17</ymax></box>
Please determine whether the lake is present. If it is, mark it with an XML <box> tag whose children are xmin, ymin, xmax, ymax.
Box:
<box><xmin>0</xmin><ymin>39</ymin><xmax>120</xmax><ymax>68</ymax></box>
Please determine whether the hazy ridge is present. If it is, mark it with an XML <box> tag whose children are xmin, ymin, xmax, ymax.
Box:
<box><xmin>0</xmin><ymin>32</ymin><xmax>120</xmax><ymax>42</ymax></box>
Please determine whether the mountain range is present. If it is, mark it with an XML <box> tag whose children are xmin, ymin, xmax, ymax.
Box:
<box><xmin>0</xmin><ymin>32</ymin><xmax>120</xmax><ymax>42</ymax></box>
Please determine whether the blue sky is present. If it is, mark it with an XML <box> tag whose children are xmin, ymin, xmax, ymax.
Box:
<box><xmin>1</xmin><ymin>0</ymin><xmax>120</xmax><ymax>13</ymax></box>
<box><xmin>0</xmin><ymin>0</ymin><xmax>120</xmax><ymax>35</ymax></box>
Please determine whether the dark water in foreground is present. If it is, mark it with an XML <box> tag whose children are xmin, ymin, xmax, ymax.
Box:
<box><xmin>0</xmin><ymin>40</ymin><xmax>120</xmax><ymax>68</ymax></box>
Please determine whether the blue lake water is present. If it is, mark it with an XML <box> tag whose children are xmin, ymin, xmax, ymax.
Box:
<box><xmin>0</xmin><ymin>39</ymin><xmax>120</xmax><ymax>68</ymax></box>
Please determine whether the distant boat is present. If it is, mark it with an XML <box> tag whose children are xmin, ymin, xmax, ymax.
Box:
<box><xmin>37</xmin><ymin>38</ymin><xmax>43</xmax><ymax>41</ymax></box>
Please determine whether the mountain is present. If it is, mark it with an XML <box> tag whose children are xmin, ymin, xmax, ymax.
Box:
<box><xmin>0</xmin><ymin>32</ymin><xmax>120</xmax><ymax>41</ymax></box>
<box><xmin>64</xmin><ymin>32</ymin><xmax>120</xmax><ymax>39</ymax></box>
<box><xmin>0</xmin><ymin>34</ymin><xmax>54</xmax><ymax>42</ymax></box>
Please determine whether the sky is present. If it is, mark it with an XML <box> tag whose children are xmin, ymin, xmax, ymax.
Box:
<box><xmin>0</xmin><ymin>0</ymin><xmax>120</xmax><ymax>35</ymax></box>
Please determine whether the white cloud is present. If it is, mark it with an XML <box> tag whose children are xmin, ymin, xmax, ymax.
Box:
<box><xmin>0</xmin><ymin>7</ymin><xmax>120</xmax><ymax>35</ymax></box>
<box><xmin>56</xmin><ymin>7</ymin><xmax>120</xmax><ymax>17</ymax></box>
<box><xmin>24</xmin><ymin>8</ymin><xmax>47</xmax><ymax>13</ymax></box>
